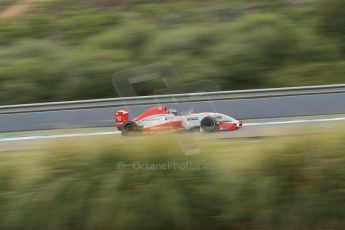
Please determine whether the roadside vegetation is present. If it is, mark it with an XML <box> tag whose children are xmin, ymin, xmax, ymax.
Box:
<box><xmin>0</xmin><ymin>0</ymin><xmax>345</xmax><ymax>105</ymax></box>
<box><xmin>0</xmin><ymin>132</ymin><xmax>344</xmax><ymax>229</ymax></box>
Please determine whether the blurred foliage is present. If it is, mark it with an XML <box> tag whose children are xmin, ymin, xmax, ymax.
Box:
<box><xmin>316</xmin><ymin>0</ymin><xmax>345</xmax><ymax>52</ymax></box>
<box><xmin>0</xmin><ymin>132</ymin><xmax>345</xmax><ymax>229</ymax></box>
<box><xmin>0</xmin><ymin>0</ymin><xmax>344</xmax><ymax>105</ymax></box>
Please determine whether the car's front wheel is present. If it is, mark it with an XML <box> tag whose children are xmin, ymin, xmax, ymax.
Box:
<box><xmin>200</xmin><ymin>117</ymin><xmax>218</xmax><ymax>132</ymax></box>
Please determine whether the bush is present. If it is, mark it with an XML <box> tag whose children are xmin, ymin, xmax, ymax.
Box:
<box><xmin>85</xmin><ymin>22</ymin><xmax>154</xmax><ymax>58</ymax></box>
<box><xmin>0</xmin><ymin>1</ymin><xmax>345</xmax><ymax>105</ymax></box>
<box><xmin>0</xmin><ymin>40</ymin><xmax>67</xmax><ymax>104</ymax></box>
<box><xmin>0</xmin><ymin>133</ymin><xmax>345</xmax><ymax>229</ymax></box>
<box><xmin>0</xmin><ymin>136</ymin><xmax>225</xmax><ymax>229</ymax></box>
<box><xmin>266</xmin><ymin>62</ymin><xmax>345</xmax><ymax>87</ymax></box>
<box><xmin>57</xmin><ymin>14</ymin><xmax>121</xmax><ymax>41</ymax></box>
<box><xmin>316</xmin><ymin>0</ymin><xmax>345</xmax><ymax>52</ymax></box>
<box><xmin>209</xmin><ymin>14</ymin><xmax>300</xmax><ymax>89</ymax></box>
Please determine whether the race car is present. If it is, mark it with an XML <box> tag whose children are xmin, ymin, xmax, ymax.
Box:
<box><xmin>115</xmin><ymin>106</ymin><xmax>243</xmax><ymax>135</ymax></box>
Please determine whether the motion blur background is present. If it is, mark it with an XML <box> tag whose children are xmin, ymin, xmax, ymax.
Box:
<box><xmin>0</xmin><ymin>0</ymin><xmax>344</xmax><ymax>105</ymax></box>
<box><xmin>1</xmin><ymin>1</ymin><xmax>345</xmax><ymax>229</ymax></box>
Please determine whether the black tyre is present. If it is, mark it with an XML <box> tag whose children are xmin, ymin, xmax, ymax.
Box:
<box><xmin>200</xmin><ymin>117</ymin><xmax>218</xmax><ymax>132</ymax></box>
<box><xmin>121</xmin><ymin>121</ymin><xmax>140</xmax><ymax>135</ymax></box>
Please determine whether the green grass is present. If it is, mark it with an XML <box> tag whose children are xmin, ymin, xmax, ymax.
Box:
<box><xmin>0</xmin><ymin>132</ymin><xmax>345</xmax><ymax>229</ymax></box>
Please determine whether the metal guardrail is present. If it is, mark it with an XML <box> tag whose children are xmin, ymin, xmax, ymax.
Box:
<box><xmin>1</xmin><ymin>84</ymin><xmax>345</xmax><ymax>114</ymax></box>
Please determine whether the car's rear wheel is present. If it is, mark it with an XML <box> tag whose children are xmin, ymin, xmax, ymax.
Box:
<box><xmin>200</xmin><ymin>117</ymin><xmax>218</xmax><ymax>132</ymax></box>
<box><xmin>121</xmin><ymin>121</ymin><xmax>140</xmax><ymax>135</ymax></box>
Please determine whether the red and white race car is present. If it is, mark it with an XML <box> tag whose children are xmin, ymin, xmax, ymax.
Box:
<box><xmin>115</xmin><ymin>106</ymin><xmax>243</xmax><ymax>135</ymax></box>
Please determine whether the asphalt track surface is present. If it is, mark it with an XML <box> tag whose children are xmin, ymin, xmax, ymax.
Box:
<box><xmin>1</xmin><ymin>92</ymin><xmax>345</xmax><ymax>132</ymax></box>
<box><xmin>1</xmin><ymin>114</ymin><xmax>344</xmax><ymax>152</ymax></box>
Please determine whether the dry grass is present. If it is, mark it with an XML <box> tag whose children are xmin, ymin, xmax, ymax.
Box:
<box><xmin>0</xmin><ymin>0</ymin><xmax>39</xmax><ymax>19</ymax></box>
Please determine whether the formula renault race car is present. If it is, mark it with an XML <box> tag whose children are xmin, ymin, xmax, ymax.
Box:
<box><xmin>115</xmin><ymin>106</ymin><xmax>243</xmax><ymax>135</ymax></box>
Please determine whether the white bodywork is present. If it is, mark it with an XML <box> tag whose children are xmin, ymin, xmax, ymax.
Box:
<box><xmin>137</xmin><ymin>112</ymin><xmax>241</xmax><ymax>130</ymax></box>
<box><xmin>181</xmin><ymin>113</ymin><xmax>241</xmax><ymax>129</ymax></box>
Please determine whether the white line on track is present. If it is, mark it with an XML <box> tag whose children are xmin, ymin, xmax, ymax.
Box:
<box><xmin>0</xmin><ymin>131</ymin><xmax>120</xmax><ymax>142</ymax></box>
<box><xmin>0</xmin><ymin>117</ymin><xmax>344</xmax><ymax>143</ymax></box>
<box><xmin>244</xmin><ymin>117</ymin><xmax>345</xmax><ymax>126</ymax></box>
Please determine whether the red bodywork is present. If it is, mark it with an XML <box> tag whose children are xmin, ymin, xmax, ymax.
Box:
<box><xmin>115</xmin><ymin>110</ymin><xmax>129</xmax><ymax>130</ymax></box>
<box><xmin>218</xmin><ymin>120</ymin><xmax>243</xmax><ymax>130</ymax></box>
<box><xmin>133</xmin><ymin>106</ymin><xmax>168</xmax><ymax>122</ymax></box>
<box><xmin>218</xmin><ymin>122</ymin><xmax>237</xmax><ymax>131</ymax></box>
<box><xmin>115</xmin><ymin>106</ymin><xmax>169</xmax><ymax>130</ymax></box>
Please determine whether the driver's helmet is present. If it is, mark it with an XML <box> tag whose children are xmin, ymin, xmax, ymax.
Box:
<box><xmin>168</xmin><ymin>108</ymin><xmax>178</xmax><ymax>116</ymax></box>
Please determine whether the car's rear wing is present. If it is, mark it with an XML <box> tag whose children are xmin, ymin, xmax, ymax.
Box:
<box><xmin>114</xmin><ymin>109</ymin><xmax>129</xmax><ymax>130</ymax></box>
